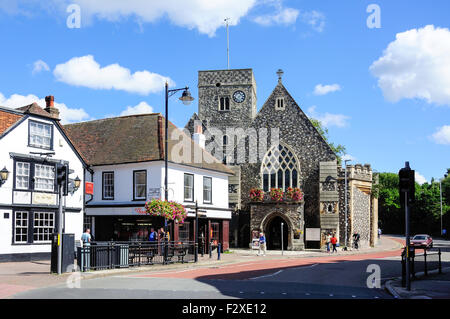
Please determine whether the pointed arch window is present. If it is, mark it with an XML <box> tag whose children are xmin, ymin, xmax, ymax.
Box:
<box><xmin>261</xmin><ymin>144</ymin><xmax>300</xmax><ymax>192</ymax></box>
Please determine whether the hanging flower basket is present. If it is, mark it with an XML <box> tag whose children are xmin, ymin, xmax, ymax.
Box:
<box><xmin>286</xmin><ymin>187</ymin><xmax>304</xmax><ymax>202</ymax></box>
<box><xmin>249</xmin><ymin>188</ymin><xmax>265</xmax><ymax>202</ymax></box>
<box><xmin>143</xmin><ymin>199</ymin><xmax>187</xmax><ymax>224</ymax></box>
<box><xmin>270</xmin><ymin>188</ymin><xmax>284</xmax><ymax>202</ymax></box>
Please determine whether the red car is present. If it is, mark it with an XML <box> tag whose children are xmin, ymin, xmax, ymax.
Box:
<box><xmin>411</xmin><ymin>234</ymin><xmax>433</xmax><ymax>249</ymax></box>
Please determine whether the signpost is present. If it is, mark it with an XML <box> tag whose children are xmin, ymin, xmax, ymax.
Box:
<box><xmin>399</xmin><ymin>161</ymin><xmax>415</xmax><ymax>291</ymax></box>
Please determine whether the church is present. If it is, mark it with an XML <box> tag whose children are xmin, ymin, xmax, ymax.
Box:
<box><xmin>185</xmin><ymin>68</ymin><xmax>378</xmax><ymax>251</ymax></box>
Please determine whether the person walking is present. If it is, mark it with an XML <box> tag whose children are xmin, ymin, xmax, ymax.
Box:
<box><xmin>378</xmin><ymin>228</ymin><xmax>382</xmax><ymax>239</ymax></box>
<box><xmin>331</xmin><ymin>233</ymin><xmax>338</xmax><ymax>253</ymax></box>
<box><xmin>326</xmin><ymin>232</ymin><xmax>331</xmax><ymax>254</ymax></box>
<box><xmin>353</xmin><ymin>232</ymin><xmax>360</xmax><ymax>250</ymax></box>
<box><xmin>149</xmin><ymin>227</ymin><xmax>157</xmax><ymax>242</ymax></box>
<box><xmin>258</xmin><ymin>232</ymin><xmax>266</xmax><ymax>256</ymax></box>
<box><xmin>81</xmin><ymin>229</ymin><xmax>91</xmax><ymax>247</ymax></box>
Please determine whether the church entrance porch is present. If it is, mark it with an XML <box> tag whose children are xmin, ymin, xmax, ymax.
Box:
<box><xmin>266</xmin><ymin>215</ymin><xmax>289</xmax><ymax>250</ymax></box>
<box><xmin>249</xmin><ymin>202</ymin><xmax>305</xmax><ymax>251</ymax></box>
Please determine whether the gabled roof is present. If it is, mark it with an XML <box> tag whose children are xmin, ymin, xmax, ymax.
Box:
<box><xmin>64</xmin><ymin>113</ymin><xmax>234</xmax><ymax>175</ymax></box>
<box><xmin>0</xmin><ymin>106</ymin><xmax>24</xmax><ymax>136</ymax></box>
<box><xmin>16</xmin><ymin>102</ymin><xmax>58</xmax><ymax>120</ymax></box>
<box><xmin>253</xmin><ymin>80</ymin><xmax>336</xmax><ymax>156</ymax></box>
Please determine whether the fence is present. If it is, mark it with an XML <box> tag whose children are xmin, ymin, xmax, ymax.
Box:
<box><xmin>77</xmin><ymin>241</ymin><xmax>196</xmax><ymax>272</ymax></box>
<box><xmin>401</xmin><ymin>248</ymin><xmax>442</xmax><ymax>287</ymax></box>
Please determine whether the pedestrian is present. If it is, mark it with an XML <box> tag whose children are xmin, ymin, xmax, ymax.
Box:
<box><xmin>378</xmin><ymin>228</ymin><xmax>382</xmax><ymax>239</ymax></box>
<box><xmin>326</xmin><ymin>232</ymin><xmax>331</xmax><ymax>254</ymax></box>
<box><xmin>258</xmin><ymin>232</ymin><xmax>266</xmax><ymax>256</ymax></box>
<box><xmin>331</xmin><ymin>233</ymin><xmax>338</xmax><ymax>253</ymax></box>
<box><xmin>81</xmin><ymin>228</ymin><xmax>91</xmax><ymax>247</ymax></box>
<box><xmin>353</xmin><ymin>232</ymin><xmax>360</xmax><ymax>249</ymax></box>
<box><xmin>149</xmin><ymin>227</ymin><xmax>157</xmax><ymax>242</ymax></box>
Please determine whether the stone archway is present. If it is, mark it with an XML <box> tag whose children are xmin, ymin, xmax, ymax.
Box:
<box><xmin>261</xmin><ymin>212</ymin><xmax>293</xmax><ymax>250</ymax></box>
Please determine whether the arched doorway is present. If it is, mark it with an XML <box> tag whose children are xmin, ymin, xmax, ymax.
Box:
<box><xmin>266</xmin><ymin>215</ymin><xmax>289</xmax><ymax>250</ymax></box>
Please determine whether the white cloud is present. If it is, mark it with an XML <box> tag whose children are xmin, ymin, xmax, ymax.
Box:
<box><xmin>253</xmin><ymin>7</ymin><xmax>299</xmax><ymax>26</ymax></box>
<box><xmin>32</xmin><ymin>59</ymin><xmax>50</xmax><ymax>74</ymax></box>
<box><xmin>307</xmin><ymin>105</ymin><xmax>350</xmax><ymax>128</ymax></box>
<box><xmin>370</xmin><ymin>25</ymin><xmax>450</xmax><ymax>106</ymax></box>
<box><xmin>431</xmin><ymin>125</ymin><xmax>450</xmax><ymax>145</ymax></box>
<box><xmin>53</xmin><ymin>55</ymin><xmax>174</xmax><ymax>95</ymax></box>
<box><xmin>0</xmin><ymin>92</ymin><xmax>90</xmax><ymax>124</ymax></box>
<box><xmin>72</xmin><ymin>0</ymin><xmax>257</xmax><ymax>37</ymax></box>
<box><xmin>415</xmin><ymin>172</ymin><xmax>428</xmax><ymax>185</ymax></box>
<box><xmin>314</xmin><ymin>84</ymin><xmax>341</xmax><ymax>96</ymax></box>
<box><xmin>119</xmin><ymin>102</ymin><xmax>154</xmax><ymax>116</ymax></box>
<box><xmin>299</xmin><ymin>10</ymin><xmax>325</xmax><ymax>32</ymax></box>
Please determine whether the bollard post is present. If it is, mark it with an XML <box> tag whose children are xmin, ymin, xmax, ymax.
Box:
<box><xmin>194</xmin><ymin>243</ymin><xmax>198</xmax><ymax>263</ymax></box>
<box><xmin>439</xmin><ymin>249</ymin><xmax>442</xmax><ymax>274</ymax></box>
<box><xmin>424</xmin><ymin>249</ymin><xmax>427</xmax><ymax>276</ymax></box>
<box><xmin>401</xmin><ymin>252</ymin><xmax>406</xmax><ymax>288</ymax></box>
<box><xmin>218</xmin><ymin>243</ymin><xmax>221</xmax><ymax>260</ymax></box>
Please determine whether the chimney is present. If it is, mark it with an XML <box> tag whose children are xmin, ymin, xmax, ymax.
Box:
<box><xmin>192</xmin><ymin>121</ymin><xmax>205</xmax><ymax>149</ymax></box>
<box><xmin>44</xmin><ymin>95</ymin><xmax>60</xmax><ymax>118</ymax></box>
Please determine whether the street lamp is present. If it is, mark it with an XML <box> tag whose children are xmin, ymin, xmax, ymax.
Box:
<box><xmin>440</xmin><ymin>174</ymin><xmax>448</xmax><ymax>236</ymax></box>
<box><xmin>164</xmin><ymin>81</ymin><xmax>194</xmax><ymax>258</ymax></box>
<box><xmin>0</xmin><ymin>166</ymin><xmax>10</xmax><ymax>187</ymax></box>
<box><xmin>344</xmin><ymin>159</ymin><xmax>352</xmax><ymax>247</ymax></box>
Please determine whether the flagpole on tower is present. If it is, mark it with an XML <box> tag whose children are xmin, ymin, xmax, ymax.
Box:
<box><xmin>225</xmin><ymin>18</ymin><xmax>231</xmax><ymax>69</ymax></box>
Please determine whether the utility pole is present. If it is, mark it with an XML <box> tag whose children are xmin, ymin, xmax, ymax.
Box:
<box><xmin>225</xmin><ymin>18</ymin><xmax>231</xmax><ymax>69</ymax></box>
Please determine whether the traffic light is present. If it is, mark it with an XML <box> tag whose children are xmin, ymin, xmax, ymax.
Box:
<box><xmin>399</xmin><ymin>162</ymin><xmax>415</xmax><ymax>204</ymax></box>
<box><xmin>56</xmin><ymin>163</ymin><xmax>69</xmax><ymax>196</ymax></box>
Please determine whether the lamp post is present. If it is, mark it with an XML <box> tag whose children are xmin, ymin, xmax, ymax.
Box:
<box><xmin>0</xmin><ymin>166</ymin><xmax>9</xmax><ymax>186</ymax></box>
<box><xmin>344</xmin><ymin>159</ymin><xmax>351</xmax><ymax>247</ymax></box>
<box><xmin>164</xmin><ymin>82</ymin><xmax>194</xmax><ymax>259</ymax></box>
<box><xmin>440</xmin><ymin>174</ymin><xmax>448</xmax><ymax>236</ymax></box>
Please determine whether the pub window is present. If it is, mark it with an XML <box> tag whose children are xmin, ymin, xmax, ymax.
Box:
<box><xmin>34</xmin><ymin>164</ymin><xmax>55</xmax><ymax>192</ymax></box>
<box><xmin>179</xmin><ymin>222</ymin><xmax>190</xmax><ymax>243</ymax></box>
<box><xmin>184</xmin><ymin>173</ymin><xmax>194</xmax><ymax>202</ymax></box>
<box><xmin>210</xmin><ymin>222</ymin><xmax>220</xmax><ymax>244</ymax></box>
<box><xmin>103</xmin><ymin>172</ymin><xmax>114</xmax><ymax>200</ymax></box>
<box><xmin>29</xmin><ymin>120</ymin><xmax>52</xmax><ymax>149</ymax></box>
<box><xmin>203</xmin><ymin>177</ymin><xmax>212</xmax><ymax>204</ymax></box>
<box><xmin>133</xmin><ymin>170</ymin><xmax>147</xmax><ymax>200</ymax></box>
<box><xmin>14</xmin><ymin>211</ymin><xmax>28</xmax><ymax>244</ymax></box>
<box><xmin>33</xmin><ymin>212</ymin><xmax>55</xmax><ymax>243</ymax></box>
<box><xmin>16</xmin><ymin>162</ymin><xmax>30</xmax><ymax>190</ymax></box>
<box><xmin>219</xmin><ymin>97</ymin><xmax>230</xmax><ymax>111</ymax></box>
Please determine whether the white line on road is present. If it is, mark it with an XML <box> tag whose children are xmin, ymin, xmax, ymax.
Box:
<box><xmin>249</xmin><ymin>270</ymin><xmax>284</xmax><ymax>280</ymax></box>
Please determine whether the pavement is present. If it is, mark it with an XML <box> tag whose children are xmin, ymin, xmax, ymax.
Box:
<box><xmin>0</xmin><ymin>236</ymin><xmax>404</xmax><ymax>299</ymax></box>
<box><xmin>385</xmin><ymin>266</ymin><xmax>450</xmax><ymax>299</ymax></box>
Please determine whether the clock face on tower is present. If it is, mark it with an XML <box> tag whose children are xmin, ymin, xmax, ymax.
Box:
<box><xmin>233</xmin><ymin>90</ymin><xmax>246</xmax><ymax>103</ymax></box>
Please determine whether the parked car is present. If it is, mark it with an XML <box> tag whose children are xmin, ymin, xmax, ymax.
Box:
<box><xmin>411</xmin><ymin>234</ymin><xmax>433</xmax><ymax>249</ymax></box>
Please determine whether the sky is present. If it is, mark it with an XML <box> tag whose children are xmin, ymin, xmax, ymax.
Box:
<box><xmin>0</xmin><ymin>0</ymin><xmax>449</xmax><ymax>183</ymax></box>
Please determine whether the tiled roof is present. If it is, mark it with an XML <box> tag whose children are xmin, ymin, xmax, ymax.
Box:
<box><xmin>0</xmin><ymin>108</ymin><xmax>24</xmax><ymax>136</ymax></box>
<box><xmin>64</xmin><ymin>113</ymin><xmax>233</xmax><ymax>175</ymax></box>
<box><xmin>16</xmin><ymin>102</ymin><xmax>58</xmax><ymax>119</ymax></box>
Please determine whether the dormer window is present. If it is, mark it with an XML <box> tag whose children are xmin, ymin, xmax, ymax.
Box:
<box><xmin>219</xmin><ymin>97</ymin><xmax>230</xmax><ymax>111</ymax></box>
<box><xmin>275</xmin><ymin>97</ymin><xmax>285</xmax><ymax>110</ymax></box>
<box><xmin>29</xmin><ymin>120</ymin><xmax>52</xmax><ymax>149</ymax></box>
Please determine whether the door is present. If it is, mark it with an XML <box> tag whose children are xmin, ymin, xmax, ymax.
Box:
<box><xmin>266</xmin><ymin>216</ymin><xmax>288</xmax><ymax>250</ymax></box>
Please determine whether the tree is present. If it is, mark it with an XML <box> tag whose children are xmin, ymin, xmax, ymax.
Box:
<box><xmin>310</xmin><ymin>118</ymin><xmax>346</xmax><ymax>164</ymax></box>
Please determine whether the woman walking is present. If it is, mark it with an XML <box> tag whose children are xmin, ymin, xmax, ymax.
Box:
<box><xmin>331</xmin><ymin>233</ymin><xmax>338</xmax><ymax>254</ymax></box>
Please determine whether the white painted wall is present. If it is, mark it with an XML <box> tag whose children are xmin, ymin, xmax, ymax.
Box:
<box><xmin>86</xmin><ymin>161</ymin><xmax>230</xmax><ymax>219</ymax></box>
<box><xmin>0</xmin><ymin>115</ymin><xmax>85</xmax><ymax>256</ymax></box>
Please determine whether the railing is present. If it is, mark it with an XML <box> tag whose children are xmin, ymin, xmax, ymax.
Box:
<box><xmin>77</xmin><ymin>241</ymin><xmax>196</xmax><ymax>272</ymax></box>
<box><xmin>401</xmin><ymin>248</ymin><xmax>442</xmax><ymax>287</ymax></box>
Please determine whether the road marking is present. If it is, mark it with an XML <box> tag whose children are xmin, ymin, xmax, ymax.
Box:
<box><xmin>249</xmin><ymin>270</ymin><xmax>283</xmax><ymax>280</ymax></box>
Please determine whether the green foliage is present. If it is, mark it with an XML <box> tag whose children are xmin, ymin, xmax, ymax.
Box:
<box><xmin>310</xmin><ymin>118</ymin><xmax>347</xmax><ymax>165</ymax></box>
<box><xmin>378</xmin><ymin>171</ymin><xmax>450</xmax><ymax>236</ymax></box>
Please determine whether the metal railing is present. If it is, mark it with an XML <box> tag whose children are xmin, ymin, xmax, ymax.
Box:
<box><xmin>401</xmin><ymin>248</ymin><xmax>442</xmax><ymax>287</ymax></box>
<box><xmin>77</xmin><ymin>241</ymin><xmax>196</xmax><ymax>272</ymax></box>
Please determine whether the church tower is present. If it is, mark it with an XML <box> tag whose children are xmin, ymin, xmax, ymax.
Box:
<box><xmin>198</xmin><ymin>69</ymin><xmax>257</xmax><ymax>132</ymax></box>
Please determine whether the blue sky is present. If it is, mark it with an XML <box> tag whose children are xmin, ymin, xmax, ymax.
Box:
<box><xmin>0</xmin><ymin>0</ymin><xmax>449</xmax><ymax>182</ymax></box>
